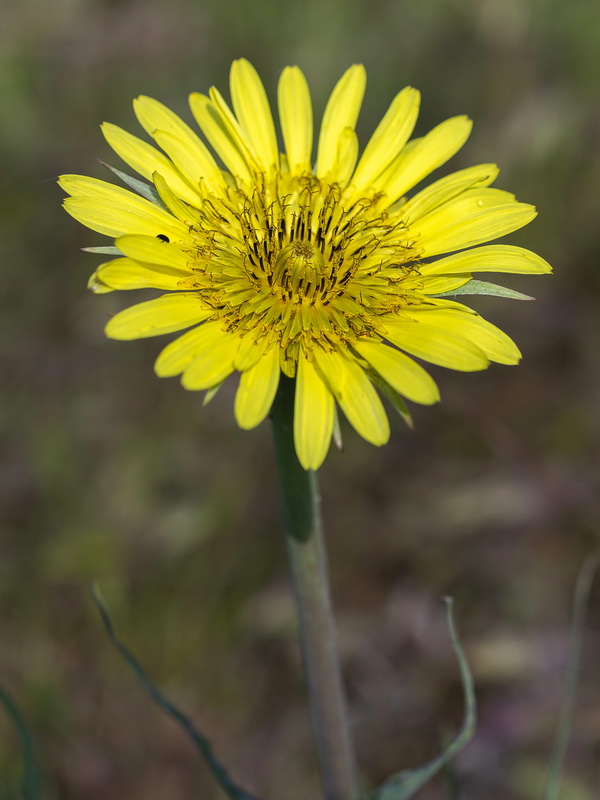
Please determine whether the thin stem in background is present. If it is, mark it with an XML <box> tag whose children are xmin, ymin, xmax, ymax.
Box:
<box><xmin>93</xmin><ymin>588</ymin><xmax>259</xmax><ymax>800</ymax></box>
<box><xmin>543</xmin><ymin>557</ymin><xmax>597</xmax><ymax>800</ymax></box>
<box><xmin>0</xmin><ymin>682</ymin><xmax>43</xmax><ymax>800</ymax></box>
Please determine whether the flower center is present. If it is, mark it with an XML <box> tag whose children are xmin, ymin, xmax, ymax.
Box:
<box><xmin>181</xmin><ymin>174</ymin><xmax>421</xmax><ymax>376</ymax></box>
<box><xmin>272</xmin><ymin>241</ymin><xmax>325</xmax><ymax>300</ymax></box>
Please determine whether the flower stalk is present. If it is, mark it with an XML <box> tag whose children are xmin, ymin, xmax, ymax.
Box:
<box><xmin>271</xmin><ymin>376</ymin><xmax>359</xmax><ymax>800</ymax></box>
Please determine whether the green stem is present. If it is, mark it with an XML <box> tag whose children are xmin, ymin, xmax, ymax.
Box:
<box><xmin>271</xmin><ymin>376</ymin><xmax>359</xmax><ymax>800</ymax></box>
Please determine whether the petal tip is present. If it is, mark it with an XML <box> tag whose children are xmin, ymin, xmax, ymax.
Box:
<box><xmin>104</xmin><ymin>316</ymin><xmax>123</xmax><ymax>340</ymax></box>
<box><xmin>153</xmin><ymin>358</ymin><xmax>170</xmax><ymax>378</ymax></box>
<box><xmin>180</xmin><ymin>373</ymin><xmax>195</xmax><ymax>390</ymax></box>
<box><xmin>374</xmin><ymin>430</ymin><xmax>391</xmax><ymax>447</ymax></box>
<box><xmin>297</xmin><ymin>450</ymin><xmax>324</xmax><ymax>471</ymax></box>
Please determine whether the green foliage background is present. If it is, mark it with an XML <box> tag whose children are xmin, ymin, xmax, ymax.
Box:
<box><xmin>1</xmin><ymin>0</ymin><xmax>600</xmax><ymax>797</ymax></box>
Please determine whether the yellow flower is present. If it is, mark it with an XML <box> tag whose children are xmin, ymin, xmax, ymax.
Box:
<box><xmin>61</xmin><ymin>60</ymin><xmax>551</xmax><ymax>470</ymax></box>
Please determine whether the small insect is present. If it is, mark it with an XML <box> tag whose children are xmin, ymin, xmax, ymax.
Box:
<box><xmin>156</xmin><ymin>234</ymin><xmax>170</xmax><ymax>243</ymax></box>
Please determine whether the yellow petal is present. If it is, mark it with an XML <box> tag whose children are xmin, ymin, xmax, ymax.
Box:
<box><xmin>355</xmin><ymin>340</ymin><xmax>440</xmax><ymax>404</ymax></box>
<box><xmin>152</xmin><ymin>172</ymin><xmax>199</xmax><ymax>222</ymax></box>
<box><xmin>96</xmin><ymin>257</ymin><xmax>189</xmax><ymax>291</ymax></box>
<box><xmin>189</xmin><ymin>90</ymin><xmax>257</xmax><ymax>182</ymax></box>
<box><xmin>316</xmin><ymin>65</ymin><xmax>366</xmax><ymax>179</ymax></box>
<box><xmin>151</xmin><ymin>129</ymin><xmax>225</xmax><ymax>195</ymax></box>
<box><xmin>233</xmin><ymin>333</ymin><xmax>269</xmax><ymax>371</ymax></box>
<box><xmin>378</xmin><ymin>115</ymin><xmax>473</xmax><ymax>206</ymax></box>
<box><xmin>63</xmin><ymin>197</ymin><xmax>184</xmax><ymax>240</ymax></box>
<box><xmin>116</xmin><ymin>234</ymin><xmax>192</xmax><ymax>270</ymax></box>
<box><xmin>414</xmin><ymin>200</ymin><xmax>537</xmax><ymax>258</ymax></box>
<box><xmin>331</xmin><ymin>127</ymin><xmax>359</xmax><ymax>188</ymax></box>
<box><xmin>406</xmin><ymin>308</ymin><xmax>521</xmax><ymax>364</ymax></box>
<box><xmin>382</xmin><ymin>317</ymin><xmax>489</xmax><ymax>371</ymax></box>
<box><xmin>234</xmin><ymin>346</ymin><xmax>280</xmax><ymax>429</ymax></box>
<box><xmin>278</xmin><ymin>66</ymin><xmax>313</xmax><ymax>173</ymax></box>
<box><xmin>294</xmin><ymin>353</ymin><xmax>334</xmax><ymax>471</ymax></box>
<box><xmin>101</xmin><ymin>122</ymin><xmax>202</xmax><ymax>207</ymax></box>
<box><xmin>155</xmin><ymin>322</ymin><xmax>222</xmax><ymax>377</ymax></box>
<box><xmin>60</xmin><ymin>175</ymin><xmax>189</xmax><ymax>239</ymax></box>
<box><xmin>134</xmin><ymin>96</ymin><xmax>206</xmax><ymax>152</ymax></box>
<box><xmin>315</xmin><ymin>350</ymin><xmax>389</xmax><ymax>446</ymax></box>
<box><xmin>181</xmin><ymin>327</ymin><xmax>240</xmax><ymax>390</ymax></box>
<box><xmin>398</xmin><ymin>163</ymin><xmax>499</xmax><ymax>223</ymax></box>
<box><xmin>230</xmin><ymin>59</ymin><xmax>279</xmax><ymax>171</ymax></box>
<box><xmin>349</xmin><ymin>86</ymin><xmax>420</xmax><ymax>197</ymax></box>
<box><xmin>420</xmin><ymin>244</ymin><xmax>552</xmax><ymax>276</ymax></box>
<box><xmin>415</xmin><ymin>186</ymin><xmax>515</xmax><ymax>219</ymax></box>
<box><xmin>60</xmin><ymin>174</ymin><xmax>147</xmax><ymax>201</ymax></box>
<box><xmin>105</xmin><ymin>293</ymin><xmax>210</xmax><ymax>340</ymax></box>
<box><xmin>408</xmin><ymin>297</ymin><xmax>479</xmax><ymax>313</ymax></box>
<box><xmin>411</xmin><ymin>275</ymin><xmax>472</xmax><ymax>294</ymax></box>
<box><xmin>87</xmin><ymin>271</ymin><xmax>114</xmax><ymax>293</ymax></box>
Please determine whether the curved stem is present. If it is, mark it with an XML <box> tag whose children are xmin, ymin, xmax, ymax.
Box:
<box><xmin>271</xmin><ymin>376</ymin><xmax>359</xmax><ymax>800</ymax></box>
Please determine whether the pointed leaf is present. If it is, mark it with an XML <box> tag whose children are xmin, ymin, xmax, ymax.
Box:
<box><xmin>366</xmin><ymin>367</ymin><xmax>414</xmax><ymax>430</ymax></box>
<box><xmin>203</xmin><ymin>382</ymin><xmax>224</xmax><ymax>406</ymax></box>
<box><xmin>82</xmin><ymin>245</ymin><xmax>123</xmax><ymax>255</ymax></box>
<box><xmin>431</xmin><ymin>279</ymin><xmax>535</xmax><ymax>301</ymax></box>
<box><xmin>99</xmin><ymin>160</ymin><xmax>167</xmax><ymax>209</ymax></box>
<box><xmin>332</xmin><ymin>406</ymin><xmax>344</xmax><ymax>451</ymax></box>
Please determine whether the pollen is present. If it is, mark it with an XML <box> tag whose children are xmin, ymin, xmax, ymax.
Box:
<box><xmin>291</xmin><ymin>241</ymin><xmax>315</xmax><ymax>259</ymax></box>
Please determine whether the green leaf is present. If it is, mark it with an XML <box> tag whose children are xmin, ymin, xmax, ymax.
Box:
<box><xmin>372</xmin><ymin>598</ymin><xmax>476</xmax><ymax>800</ymax></box>
<box><xmin>366</xmin><ymin>368</ymin><xmax>413</xmax><ymax>429</ymax></box>
<box><xmin>332</xmin><ymin>406</ymin><xmax>344</xmax><ymax>451</ymax></box>
<box><xmin>99</xmin><ymin>160</ymin><xmax>167</xmax><ymax>209</ymax></box>
<box><xmin>81</xmin><ymin>246</ymin><xmax>123</xmax><ymax>255</ymax></box>
<box><xmin>0</xmin><ymin>683</ymin><xmax>43</xmax><ymax>800</ymax></box>
<box><xmin>543</xmin><ymin>557</ymin><xmax>598</xmax><ymax>800</ymax></box>
<box><xmin>431</xmin><ymin>279</ymin><xmax>535</xmax><ymax>301</ymax></box>
<box><xmin>93</xmin><ymin>587</ymin><xmax>259</xmax><ymax>800</ymax></box>
<box><xmin>203</xmin><ymin>382</ymin><xmax>224</xmax><ymax>406</ymax></box>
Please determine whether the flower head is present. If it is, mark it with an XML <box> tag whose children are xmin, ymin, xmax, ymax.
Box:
<box><xmin>61</xmin><ymin>60</ymin><xmax>550</xmax><ymax>469</ymax></box>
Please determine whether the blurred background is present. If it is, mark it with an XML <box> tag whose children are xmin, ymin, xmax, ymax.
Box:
<box><xmin>1</xmin><ymin>0</ymin><xmax>600</xmax><ymax>797</ymax></box>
